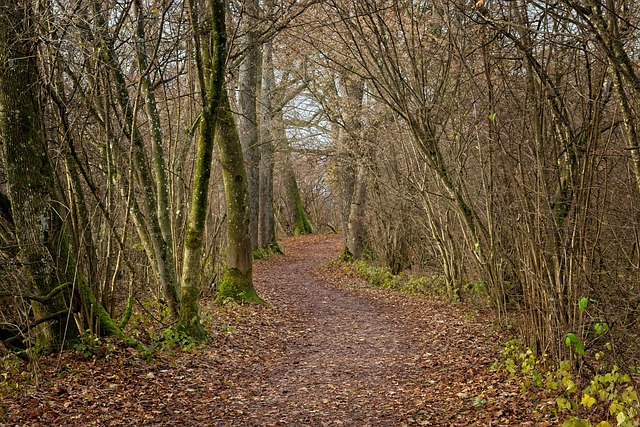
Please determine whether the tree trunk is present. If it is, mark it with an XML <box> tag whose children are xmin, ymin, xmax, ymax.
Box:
<box><xmin>0</xmin><ymin>0</ymin><xmax>75</xmax><ymax>351</ymax></box>
<box><xmin>183</xmin><ymin>0</ymin><xmax>263</xmax><ymax>312</ymax></box>
<box><xmin>336</xmin><ymin>132</ymin><xmax>355</xmax><ymax>247</ymax></box>
<box><xmin>258</xmin><ymin>38</ymin><xmax>280</xmax><ymax>251</ymax></box>
<box><xmin>273</xmin><ymin>107</ymin><xmax>312</xmax><ymax>236</ymax></box>
<box><xmin>215</xmin><ymin>94</ymin><xmax>264</xmax><ymax>303</ymax></box>
<box><xmin>92</xmin><ymin>0</ymin><xmax>179</xmax><ymax>316</ymax></box>
<box><xmin>285</xmin><ymin>156</ymin><xmax>313</xmax><ymax>236</ymax></box>
<box><xmin>338</xmin><ymin>72</ymin><xmax>365</xmax><ymax>256</ymax></box>
<box><xmin>178</xmin><ymin>0</ymin><xmax>227</xmax><ymax>338</ymax></box>
<box><xmin>347</xmin><ymin>161</ymin><xmax>368</xmax><ymax>259</ymax></box>
<box><xmin>237</xmin><ymin>0</ymin><xmax>260</xmax><ymax>252</ymax></box>
<box><xmin>133</xmin><ymin>0</ymin><xmax>177</xmax><ymax>297</ymax></box>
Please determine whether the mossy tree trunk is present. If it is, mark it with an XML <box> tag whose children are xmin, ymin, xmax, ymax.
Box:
<box><xmin>237</xmin><ymin>0</ymin><xmax>261</xmax><ymax>252</ymax></box>
<box><xmin>0</xmin><ymin>0</ymin><xmax>76</xmax><ymax>352</ymax></box>
<box><xmin>182</xmin><ymin>0</ymin><xmax>263</xmax><ymax>332</ymax></box>
<box><xmin>285</xmin><ymin>159</ymin><xmax>313</xmax><ymax>236</ymax></box>
<box><xmin>0</xmin><ymin>0</ymin><xmax>134</xmax><ymax>352</ymax></box>
<box><xmin>92</xmin><ymin>0</ymin><xmax>179</xmax><ymax>317</ymax></box>
<box><xmin>215</xmin><ymin>95</ymin><xmax>264</xmax><ymax>303</ymax></box>
<box><xmin>274</xmin><ymin>108</ymin><xmax>313</xmax><ymax>236</ymax></box>
<box><xmin>133</xmin><ymin>0</ymin><xmax>177</xmax><ymax>300</ymax></box>
<box><xmin>178</xmin><ymin>0</ymin><xmax>227</xmax><ymax>337</ymax></box>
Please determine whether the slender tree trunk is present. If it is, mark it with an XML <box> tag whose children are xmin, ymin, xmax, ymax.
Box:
<box><xmin>347</xmin><ymin>161</ymin><xmax>367</xmax><ymax>258</ymax></box>
<box><xmin>92</xmin><ymin>0</ymin><xmax>179</xmax><ymax>316</ymax></box>
<box><xmin>258</xmin><ymin>38</ymin><xmax>280</xmax><ymax>251</ymax></box>
<box><xmin>237</xmin><ymin>0</ymin><xmax>260</xmax><ymax>252</ymax></box>
<box><xmin>579</xmin><ymin>0</ymin><xmax>640</xmax><ymax>195</ymax></box>
<box><xmin>179</xmin><ymin>0</ymin><xmax>227</xmax><ymax>337</ymax></box>
<box><xmin>285</xmin><ymin>156</ymin><xmax>313</xmax><ymax>236</ymax></box>
<box><xmin>274</xmin><ymin>107</ymin><xmax>313</xmax><ymax>235</ymax></box>
<box><xmin>133</xmin><ymin>0</ymin><xmax>177</xmax><ymax>298</ymax></box>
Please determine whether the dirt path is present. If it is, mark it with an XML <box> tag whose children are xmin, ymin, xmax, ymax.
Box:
<box><xmin>203</xmin><ymin>234</ymin><xmax>535</xmax><ymax>426</ymax></box>
<box><xmin>2</xmin><ymin>234</ymin><xmax>544</xmax><ymax>426</ymax></box>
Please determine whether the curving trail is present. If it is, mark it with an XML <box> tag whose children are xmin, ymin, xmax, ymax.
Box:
<box><xmin>202</xmin><ymin>234</ymin><xmax>534</xmax><ymax>426</ymax></box>
<box><xmin>3</xmin><ymin>234</ymin><xmax>542</xmax><ymax>426</ymax></box>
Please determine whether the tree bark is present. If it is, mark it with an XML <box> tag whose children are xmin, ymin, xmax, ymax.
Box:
<box><xmin>346</xmin><ymin>161</ymin><xmax>367</xmax><ymax>259</ymax></box>
<box><xmin>179</xmin><ymin>0</ymin><xmax>228</xmax><ymax>338</ymax></box>
<box><xmin>237</xmin><ymin>0</ymin><xmax>260</xmax><ymax>252</ymax></box>
<box><xmin>92</xmin><ymin>0</ymin><xmax>179</xmax><ymax>316</ymax></box>
<box><xmin>183</xmin><ymin>0</ymin><xmax>263</xmax><ymax>314</ymax></box>
<box><xmin>133</xmin><ymin>0</ymin><xmax>177</xmax><ymax>297</ymax></box>
<box><xmin>258</xmin><ymin>38</ymin><xmax>280</xmax><ymax>251</ymax></box>
<box><xmin>338</xmin><ymin>72</ymin><xmax>365</xmax><ymax>257</ymax></box>
<box><xmin>0</xmin><ymin>0</ymin><xmax>76</xmax><ymax>351</ymax></box>
<box><xmin>216</xmin><ymin>94</ymin><xmax>264</xmax><ymax>303</ymax></box>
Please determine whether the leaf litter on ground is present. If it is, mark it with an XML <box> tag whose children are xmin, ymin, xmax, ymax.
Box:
<box><xmin>1</xmin><ymin>234</ymin><xmax>556</xmax><ymax>426</ymax></box>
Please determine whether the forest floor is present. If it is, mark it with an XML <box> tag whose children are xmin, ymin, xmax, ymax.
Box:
<box><xmin>1</xmin><ymin>234</ymin><xmax>559</xmax><ymax>426</ymax></box>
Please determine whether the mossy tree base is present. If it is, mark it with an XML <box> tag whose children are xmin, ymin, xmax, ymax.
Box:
<box><xmin>215</xmin><ymin>268</ymin><xmax>266</xmax><ymax>304</ymax></box>
<box><xmin>177</xmin><ymin>282</ymin><xmax>208</xmax><ymax>342</ymax></box>
<box><xmin>266</xmin><ymin>242</ymin><xmax>284</xmax><ymax>255</ymax></box>
<box><xmin>293</xmin><ymin>213</ymin><xmax>313</xmax><ymax>236</ymax></box>
<box><xmin>253</xmin><ymin>242</ymin><xmax>284</xmax><ymax>260</ymax></box>
<box><xmin>339</xmin><ymin>247</ymin><xmax>354</xmax><ymax>262</ymax></box>
<box><xmin>174</xmin><ymin>322</ymin><xmax>208</xmax><ymax>344</ymax></box>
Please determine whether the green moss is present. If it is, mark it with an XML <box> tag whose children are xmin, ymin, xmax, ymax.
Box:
<box><xmin>253</xmin><ymin>243</ymin><xmax>284</xmax><ymax>260</ymax></box>
<box><xmin>293</xmin><ymin>207</ymin><xmax>313</xmax><ymax>235</ymax></box>
<box><xmin>215</xmin><ymin>268</ymin><xmax>266</xmax><ymax>304</ymax></box>
<box><xmin>184</xmin><ymin>226</ymin><xmax>204</xmax><ymax>250</ymax></box>
<box><xmin>339</xmin><ymin>247</ymin><xmax>353</xmax><ymax>262</ymax></box>
<box><xmin>267</xmin><ymin>242</ymin><xmax>284</xmax><ymax>255</ymax></box>
<box><xmin>177</xmin><ymin>284</ymin><xmax>207</xmax><ymax>341</ymax></box>
<box><xmin>117</xmin><ymin>294</ymin><xmax>135</xmax><ymax>330</ymax></box>
<box><xmin>252</xmin><ymin>247</ymin><xmax>268</xmax><ymax>260</ymax></box>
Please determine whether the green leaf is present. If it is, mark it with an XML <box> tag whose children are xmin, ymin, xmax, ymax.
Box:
<box><xmin>579</xmin><ymin>297</ymin><xmax>589</xmax><ymax>312</ymax></box>
<box><xmin>489</xmin><ymin>112</ymin><xmax>497</xmax><ymax>122</ymax></box>
<box><xmin>564</xmin><ymin>378</ymin><xmax>577</xmax><ymax>393</ymax></box>
<box><xmin>557</xmin><ymin>397</ymin><xmax>572</xmax><ymax>410</ymax></box>
<box><xmin>610</xmin><ymin>401</ymin><xmax>624</xmax><ymax>415</ymax></box>
<box><xmin>594</xmin><ymin>323</ymin><xmax>609</xmax><ymax>335</ymax></box>
<box><xmin>581</xmin><ymin>393</ymin><xmax>596</xmax><ymax>408</ymax></box>
<box><xmin>565</xmin><ymin>333</ymin><xmax>585</xmax><ymax>356</ymax></box>
<box><xmin>562</xmin><ymin>418</ymin><xmax>590</xmax><ymax>427</ymax></box>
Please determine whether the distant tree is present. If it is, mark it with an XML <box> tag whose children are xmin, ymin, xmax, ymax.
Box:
<box><xmin>237</xmin><ymin>0</ymin><xmax>261</xmax><ymax>252</ymax></box>
<box><xmin>258</xmin><ymin>33</ymin><xmax>282</xmax><ymax>251</ymax></box>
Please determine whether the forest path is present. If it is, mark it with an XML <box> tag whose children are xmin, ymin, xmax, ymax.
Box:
<box><xmin>3</xmin><ymin>234</ymin><xmax>543</xmax><ymax>427</ymax></box>
<box><xmin>203</xmin><ymin>234</ymin><xmax>534</xmax><ymax>426</ymax></box>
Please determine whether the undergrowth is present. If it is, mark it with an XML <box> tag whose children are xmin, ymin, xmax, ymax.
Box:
<box><xmin>492</xmin><ymin>339</ymin><xmax>640</xmax><ymax>426</ymax></box>
<box><xmin>343</xmin><ymin>258</ymin><xmax>640</xmax><ymax>425</ymax></box>
<box><xmin>341</xmin><ymin>259</ymin><xmax>475</xmax><ymax>301</ymax></box>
